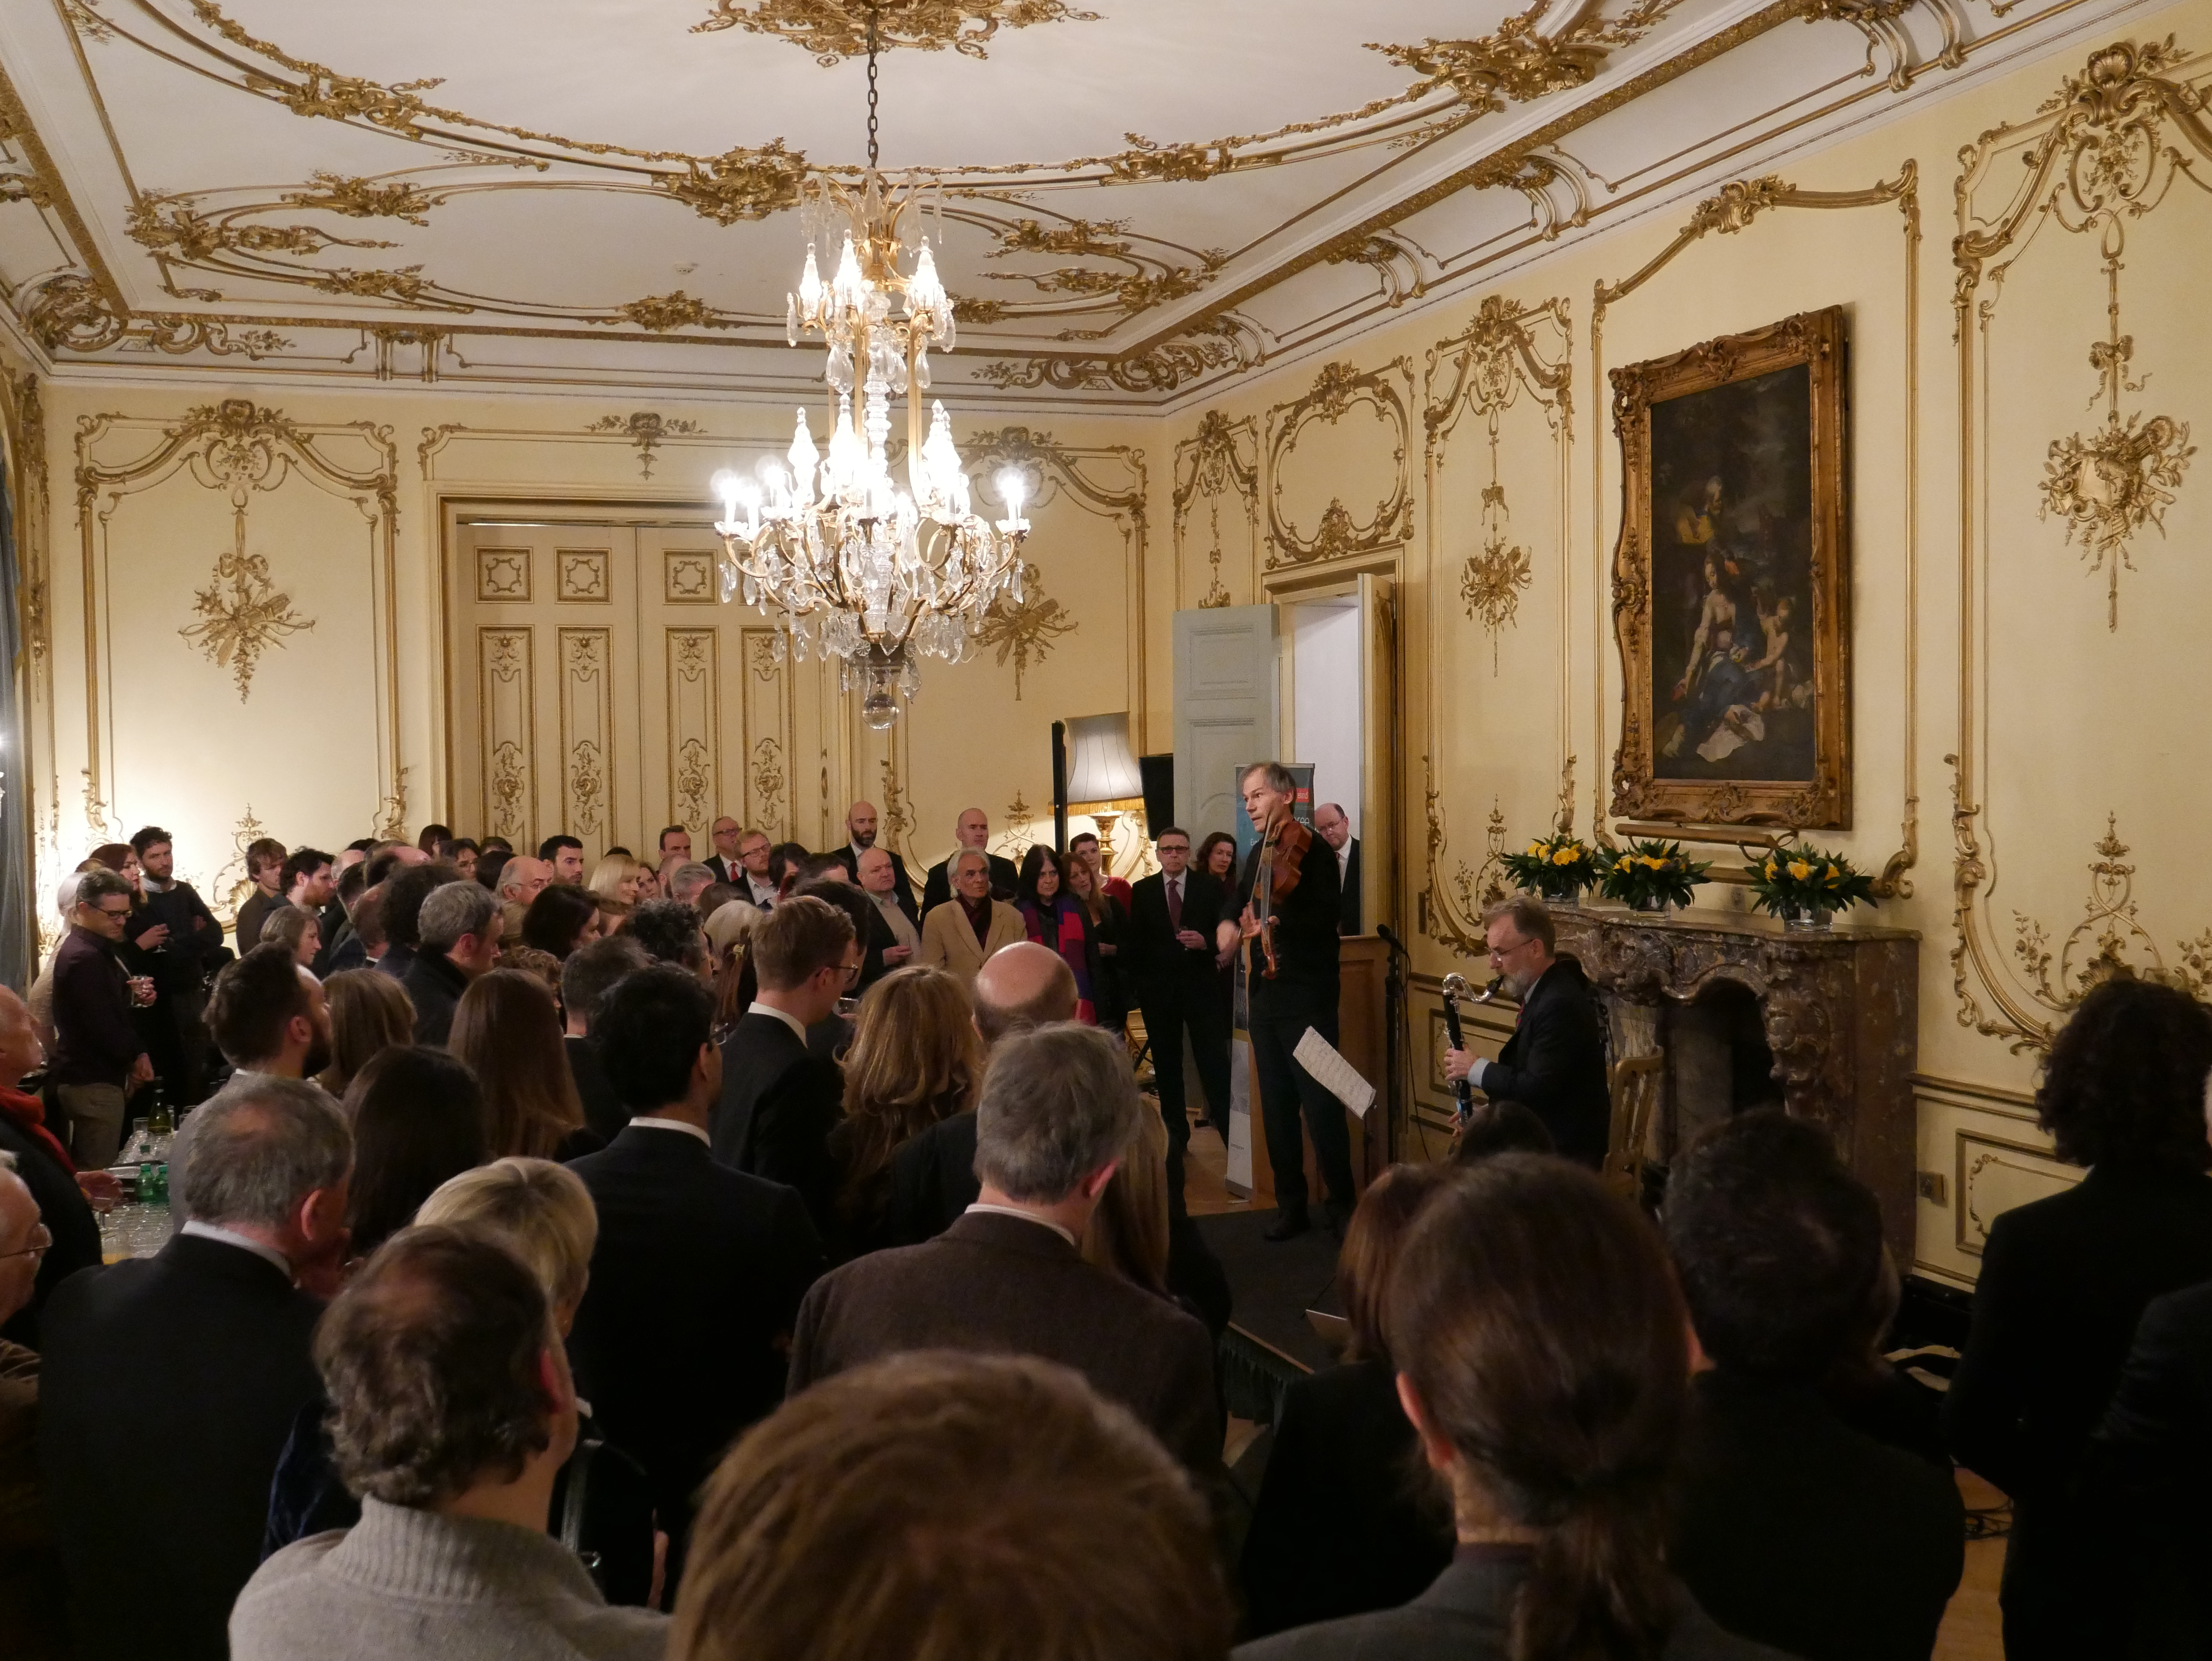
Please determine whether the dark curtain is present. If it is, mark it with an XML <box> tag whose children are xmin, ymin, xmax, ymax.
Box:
<box><xmin>0</xmin><ymin>469</ymin><xmax>36</xmax><ymax>989</ymax></box>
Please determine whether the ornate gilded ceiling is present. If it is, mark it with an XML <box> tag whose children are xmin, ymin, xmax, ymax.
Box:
<box><xmin>0</xmin><ymin>0</ymin><xmax>2167</xmax><ymax>405</ymax></box>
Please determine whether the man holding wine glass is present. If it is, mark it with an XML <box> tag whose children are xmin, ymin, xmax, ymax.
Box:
<box><xmin>49</xmin><ymin>868</ymin><xmax>155</xmax><ymax>1171</ymax></box>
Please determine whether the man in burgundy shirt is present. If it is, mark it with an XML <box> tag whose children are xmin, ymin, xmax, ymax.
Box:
<box><xmin>50</xmin><ymin>867</ymin><xmax>152</xmax><ymax>1170</ymax></box>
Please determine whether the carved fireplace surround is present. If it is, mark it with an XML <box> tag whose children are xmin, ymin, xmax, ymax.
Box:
<box><xmin>1550</xmin><ymin>909</ymin><xmax>1921</xmax><ymax>1260</ymax></box>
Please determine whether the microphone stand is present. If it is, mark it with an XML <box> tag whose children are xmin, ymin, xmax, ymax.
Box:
<box><xmin>1374</xmin><ymin>924</ymin><xmax>1412</xmax><ymax>1164</ymax></box>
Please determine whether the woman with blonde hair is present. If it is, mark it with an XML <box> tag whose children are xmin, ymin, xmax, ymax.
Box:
<box><xmin>589</xmin><ymin>852</ymin><xmax>644</xmax><ymax>908</ymax></box>
<box><xmin>449</xmin><ymin>967</ymin><xmax>595</xmax><ymax>1160</ymax></box>
<box><xmin>316</xmin><ymin>968</ymin><xmax>414</xmax><ymax>1097</ymax></box>
<box><xmin>415</xmin><ymin>1156</ymin><xmax>597</xmax><ymax>1325</ymax></box>
<box><xmin>827</xmin><ymin>965</ymin><xmax>983</xmax><ymax>1258</ymax></box>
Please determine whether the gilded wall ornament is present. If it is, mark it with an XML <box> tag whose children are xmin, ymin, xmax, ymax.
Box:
<box><xmin>568</xmin><ymin>740</ymin><xmax>606</xmax><ymax>836</ymax></box>
<box><xmin>690</xmin><ymin>0</ymin><xmax>1100</xmax><ymax>59</ymax></box>
<box><xmin>180</xmin><ymin>516</ymin><xmax>316</xmax><ymax>700</ymax></box>
<box><xmin>1462</xmin><ymin>517</ymin><xmax>1532</xmax><ymax>665</ymax></box>
<box><xmin>750</xmin><ymin>737</ymin><xmax>787</xmax><ymax>824</ymax></box>
<box><xmin>976</xmin><ymin>562</ymin><xmax>1076</xmax><ymax>698</ymax></box>
<box><xmin>675</xmin><ymin>738</ymin><xmax>712</xmax><ymax>827</ymax></box>
<box><xmin>999</xmin><ymin>791</ymin><xmax>1037</xmax><ymax>858</ymax></box>
<box><xmin>587</xmin><ymin>411</ymin><xmax>704</xmax><ymax>479</ymax></box>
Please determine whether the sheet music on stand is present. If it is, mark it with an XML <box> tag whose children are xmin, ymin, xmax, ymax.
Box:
<box><xmin>1292</xmin><ymin>1027</ymin><xmax>1377</xmax><ymax>1120</ymax></box>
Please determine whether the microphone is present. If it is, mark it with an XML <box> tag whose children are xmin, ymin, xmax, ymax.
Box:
<box><xmin>1376</xmin><ymin>923</ymin><xmax>1409</xmax><ymax>956</ymax></box>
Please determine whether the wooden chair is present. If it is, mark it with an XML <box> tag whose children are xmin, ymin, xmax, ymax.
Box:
<box><xmin>1604</xmin><ymin>1052</ymin><xmax>1665</xmax><ymax>1202</ymax></box>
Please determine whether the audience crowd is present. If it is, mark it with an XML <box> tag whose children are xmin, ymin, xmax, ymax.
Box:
<box><xmin>6</xmin><ymin>807</ymin><xmax>2210</xmax><ymax>1660</ymax></box>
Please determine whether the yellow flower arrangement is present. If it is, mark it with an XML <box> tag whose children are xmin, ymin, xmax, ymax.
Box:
<box><xmin>1741</xmin><ymin>839</ymin><xmax>1876</xmax><ymax>922</ymax></box>
<box><xmin>1502</xmin><ymin>833</ymin><xmax>1602</xmax><ymax>897</ymax></box>
<box><xmin>1597</xmin><ymin>839</ymin><xmax>1708</xmax><ymax>909</ymax></box>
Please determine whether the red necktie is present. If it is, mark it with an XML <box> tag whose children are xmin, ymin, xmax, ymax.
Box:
<box><xmin>1167</xmin><ymin>876</ymin><xmax>1182</xmax><ymax>929</ymax></box>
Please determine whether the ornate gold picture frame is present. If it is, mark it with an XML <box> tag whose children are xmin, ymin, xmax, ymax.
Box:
<box><xmin>1609</xmin><ymin>306</ymin><xmax>1849</xmax><ymax>829</ymax></box>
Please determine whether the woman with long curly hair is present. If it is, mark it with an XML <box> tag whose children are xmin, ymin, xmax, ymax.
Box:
<box><xmin>1946</xmin><ymin>976</ymin><xmax>2212</xmax><ymax>1661</ymax></box>
<box><xmin>449</xmin><ymin>967</ymin><xmax>596</xmax><ymax>1161</ymax></box>
<box><xmin>826</xmin><ymin>965</ymin><xmax>983</xmax><ymax>1259</ymax></box>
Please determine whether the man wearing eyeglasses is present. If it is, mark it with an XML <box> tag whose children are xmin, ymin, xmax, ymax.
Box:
<box><xmin>49</xmin><ymin>867</ymin><xmax>154</xmax><ymax>1171</ymax></box>
<box><xmin>1443</xmin><ymin>896</ymin><xmax>1610</xmax><ymax>1168</ymax></box>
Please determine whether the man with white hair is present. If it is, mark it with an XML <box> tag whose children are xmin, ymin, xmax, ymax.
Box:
<box><xmin>40</xmin><ymin>1077</ymin><xmax>350</xmax><ymax>1661</ymax></box>
<box><xmin>789</xmin><ymin>1023</ymin><xmax>1218</xmax><ymax>1473</ymax></box>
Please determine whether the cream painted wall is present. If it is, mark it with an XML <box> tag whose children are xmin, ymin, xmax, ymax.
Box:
<box><xmin>9</xmin><ymin>9</ymin><xmax>2212</xmax><ymax>1287</ymax></box>
<box><xmin>1148</xmin><ymin>10</ymin><xmax>2212</xmax><ymax>1286</ymax></box>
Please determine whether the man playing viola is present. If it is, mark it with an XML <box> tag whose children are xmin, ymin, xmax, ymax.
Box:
<box><xmin>1216</xmin><ymin>761</ymin><xmax>1353</xmax><ymax>1241</ymax></box>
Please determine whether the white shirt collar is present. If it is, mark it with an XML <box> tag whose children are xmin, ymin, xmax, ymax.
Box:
<box><xmin>180</xmin><ymin>1219</ymin><xmax>292</xmax><ymax>1277</ymax></box>
<box><xmin>748</xmin><ymin>1000</ymin><xmax>810</xmax><ymax>1043</ymax></box>
<box><xmin>963</xmin><ymin>1202</ymin><xmax>1077</xmax><ymax>1248</ymax></box>
<box><xmin>626</xmin><ymin>1116</ymin><xmax>711</xmax><ymax>1147</ymax></box>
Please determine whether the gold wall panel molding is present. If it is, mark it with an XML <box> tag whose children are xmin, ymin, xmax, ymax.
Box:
<box><xmin>689</xmin><ymin>0</ymin><xmax>1100</xmax><ymax>56</ymax></box>
<box><xmin>1950</xmin><ymin>38</ymin><xmax>2212</xmax><ymax>1053</ymax></box>
<box><xmin>960</xmin><ymin>425</ymin><xmax>1149</xmax><ymax>742</ymax></box>
<box><xmin>663</xmin><ymin>549</ymin><xmax>716</xmax><ymax>604</ymax></box>
<box><xmin>1172</xmin><ymin>410</ymin><xmax>1259</xmax><ymax>610</ymax></box>
<box><xmin>479</xmin><ymin>627</ymin><xmax>537</xmax><ymax>842</ymax></box>
<box><xmin>1419</xmin><ymin>293</ymin><xmax>1574</xmax><ymax>955</ymax></box>
<box><xmin>557</xmin><ymin>549</ymin><xmax>610</xmax><ymax>602</ymax></box>
<box><xmin>1953</xmin><ymin>1129</ymin><xmax>2079</xmax><ymax>1256</ymax></box>
<box><xmin>558</xmin><ymin>627</ymin><xmax>614</xmax><ymax>840</ymax></box>
<box><xmin>1588</xmin><ymin>163</ymin><xmax>1920</xmax><ymax>894</ymax></box>
<box><xmin>476</xmin><ymin>547</ymin><xmax>533</xmax><ymax>602</ymax></box>
<box><xmin>741</xmin><ymin>627</ymin><xmax>795</xmax><ymax>840</ymax></box>
<box><xmin>585</xmin><ymin>412</ymin><xmax>706</xmax><ymax>479</ymax></box>
<box><xmin>1264</xmin><ymin>357</ymin><xmax>1416</xmax><ymax>569</ymax></box>
<box><xmin>73</xmin><ymin>398</ymin><xmax>402</xmax><ymax>822</ymax></box>
<box><xmin>666</xmin><ymin>628</ymin><xmax>720</xmax><ymax>829</ymax></box>
<box><xmin>2</xmin><ymin>362</ymin><xmax>59</xmax><ymax>885</ymax></box>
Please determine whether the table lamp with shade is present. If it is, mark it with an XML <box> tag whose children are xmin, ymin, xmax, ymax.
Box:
<box><xmin>1062</xmin><ymin>712</ymin><xmax>1145</xmax><ymax>870</ymax></box>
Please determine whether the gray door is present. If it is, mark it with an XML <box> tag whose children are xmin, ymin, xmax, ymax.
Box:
<box><xmin>1173</xmin><ymin>604</ymin><xmax>1279</xmax><ymax>840</ymax></box>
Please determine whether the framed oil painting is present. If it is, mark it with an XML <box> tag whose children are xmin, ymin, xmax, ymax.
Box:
<box><xmin>1609</xmin><ymin>306</ymin><xmax>1849</xmax><ymax>829</ymax></box>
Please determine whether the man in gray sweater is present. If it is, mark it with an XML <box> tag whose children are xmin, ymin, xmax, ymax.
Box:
<box><xmin>230</xmin><ymin>1226</ymin><xmax>666</xmax><ymax>1661</ymax></box>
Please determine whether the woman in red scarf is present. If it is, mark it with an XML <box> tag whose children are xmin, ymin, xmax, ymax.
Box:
<box><xmin>1015</xmin><ymin>846</ymin><xmax>1101</xmax><ymax>1026</ymax></box>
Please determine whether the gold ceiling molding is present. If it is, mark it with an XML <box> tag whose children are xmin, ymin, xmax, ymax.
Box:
<box><xmin>1586</xmin><ymin>163</ymin><xmax>1920</xmax><ymax>894</ymax></box>
<box><xmin>975</xmin><ymin>328</ymin><xmax>1246</xmax><ymax>394</ymax></box>
<box><xmin>22</xmin><ymin>273</ymin><xmax>292</xmax><ymax>358</ymax></box>
<box><xmin>1801</xmin><ymin>0</ymin><xmax>1963</xmax><ymax>93</ymax></box>
<box><xmin>74</xmin><ymin>398</ymin><xmax>402</xmax><ymax>827</ymax></box>
<box><xmin>592</xmin><ymin>291</ymin><xmax>738</xmax><ymax>332</ymax></box>
<box><xmin>1371</xmin><ymin>0</ymin><xmax>1689</xmax><ymax>118</ymax></box>
<box><xmin>179</xmin><ymin>2</ymin><xmax>809</xmax><ymax>192</ymax></box>
<box><xmin>1264</xmin><ymin>358</ymin><xmax>1416</xmax><ymax>569</ymax></box>
<box><xmin>586</xmin><ymin>411</ymin><xmax>705</xmax><ymax>480</ymax></box>
<box><xmin>127</xmin><ymin>188</ymin><xmax>398</xmax><ymax>270</ymax></box>
<box><xmin>1951</xmin><ymin>37</ymin><xmax>2212</xmax><ymax>1054</ymax></box>
<box><xmin>1172</xmin><ymin>410</ymin><xmax>1260</xmax><ymax>610</ymax></box>
<box><xmin>1420</xmin><ymin>295</ymin><xmax>1575</xmax><ymax>951</ymax></box>
<box><xmin>283</xmin><ymin>172</ymin><xmax>441</xmax><ymax>225</ymax></box>
<box><xmin>690</xmin><ymin>0</ymin><xmax>1100</xmax><ymax>59</ymax></box>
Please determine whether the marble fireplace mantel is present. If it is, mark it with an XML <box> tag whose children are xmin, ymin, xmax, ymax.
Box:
<box><xmin>1549</xmin><ymin>907</ymin><xmax>1921</xmax><ymax>1260</ymax></box>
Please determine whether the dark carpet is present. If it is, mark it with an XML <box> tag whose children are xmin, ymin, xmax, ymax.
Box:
<box><xmin>1197</xmin><ymin>1209</ymin><xmax>1343</xmax><ymax>1376</ymax></box>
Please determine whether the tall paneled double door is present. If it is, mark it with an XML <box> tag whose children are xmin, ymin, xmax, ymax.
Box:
<box><xmin>446</xmin><ymin>513</ymin><xmax>797</xmax><ymax>861</ymax></box>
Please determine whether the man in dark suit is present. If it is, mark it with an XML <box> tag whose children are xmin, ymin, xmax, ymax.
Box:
<box><xmin>38</xmin><ymin>1078</ymin><xmax>350</xmax><ymax>1661</ymax></box>
<box><xmin>560</xmin><ymin>934</ymin><xmax>651</xmax><ymax>1144</ymax></box>
<box><xmin>401</xmin><ymin>877</ymin><xmax>501</xmax><ymax>1047</ymax></box>
<box><xmin>711</xmin><ymin>895</ymin><xmax>859</xmax><ymax>1235</ymax></box>
<box><xmin>1314</xmin><ymin>802</ymin><xmax>1363</xmax><ymax>936</ymax></box>
<box><xmin>1664</xmin><ymin>1112</ymin><xmax>1963</xmax><ymax>1661</ymax></box>
<box><xmin>1444</xmin><ymin>895</ymin><xmax>1610</xmax><ymax>1168</ymax></box>
<box><xmin>1218</xmin><ymin>763</ymin><xmax>1351</xmax><ymax>1240</ymax></box>
<box><xmin>826</xmin><ymin>800</ymin><xmax>918</xmax><ymax>925</ymax></box>
<box><xmin>920</xmin><ymin>805</ymin><xmax>1020</xmax><ymax>913</ymax></box>
<box><xmin>567</xmin><ymin>964</ymin><xmax>822</xmax><ymax>1585</ymax></box>
<box><xmin>790</xmin><ymin>1022</ymin><xmax>1220</xmax><ymax>1473</ymax></box>
<box><xmin>1125</xmin><ymin>826</ymin><xmax>1232</xmax><ymax>1209</ymax></box>
<box><xmin>705</xmin><ymin>815</ymin><xmax>745</xmax><ymax>885</ymax></box>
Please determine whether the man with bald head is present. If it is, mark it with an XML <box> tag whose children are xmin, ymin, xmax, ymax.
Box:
<box><xmin>884</xmin><ymin>942</ymin><xmax>1077</xmax><ymax>1245</ymax></box>
<box><xmin>829</xmin><ymin>801</ymin><xmax>917</xmax><ymax>927</ymax></box>
<box><xmin>920</xmin><ymin>807</ymin><xmax>1019</xmax><ymax>914</ymax></box>
<box><xmin>856</xmin><ymin>846</ymin><xmax>918</xmax><ymax>984</ymax></box>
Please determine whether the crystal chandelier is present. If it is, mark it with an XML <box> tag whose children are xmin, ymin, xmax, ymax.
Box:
<box><xmin>711</xmin><ymin>7</ymin><xmax>1029</xmax><ymax>731</ymax></box>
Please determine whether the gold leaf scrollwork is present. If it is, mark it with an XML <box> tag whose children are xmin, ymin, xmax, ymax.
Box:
<box><xmin>675</xmin><ymin>738</ymin><xmax>712</xmax><ymax>827</ymax></box>
<box><xmin>652</xmin><ymin>145</ymin><xmax>808</xmax><ymax>225</ymax></box>
<box><xmin>489</xmin><ymin>740</ymin><xmax>527</xmax><ymax>839</ymax></box>
<box><xmin>180</xmin><ymin>515</ymin><xmax>315</xmax><ymax>700</ymax></box>
<box><xmin>23</xmin><ymin>274</ymin><xmax>291</xmax><ymax>359</ymax></box>
<box><xmin>750</xmin><ymin>738</ymin><xmax>787</xmax><ymax>824</ymax></box>
<box><xmin>569</xmin><ymin>739</ymin><xmax>605</xmax><ymax>836</ymax></box>
<box><xmin>1370</xmin><ymin>0</ymin><xmax>1688</xmax><ymax>117</ymax></box>
<box><xmin>594</xmin><ymin>291</ymin><xmax>734</xmax><ymax>333</ymax></box>
<box><xmin>976</xmin><ymin>562</ymin><xmax>1077</xmax><ymax>698</ymax></box>
<box><xmin>879</xmin><ymin>757</ymin><xmax>913</xmax><ymax>848</ymax></box>
<box><xmin>126</xmin><ymin>189</ymin><xmax>397</xmax><ymax>264</ymax></box>
<box><xmin>283</xmin><ymin>171</ymin><xmax>440</xmax><ymax>225</ymax></box>
<box><xmin>690</xmin><ymin>0</ymin><xmax>1100</xmax><ymax>59</ymax></box>
<box><xmin>586</xmin><ymin>411</ymin><xmax>704</xmax><ymax>480</ymax></box>
<box><xmin>1000</xmin><ymin>792</ymin><xmax>1037</xmax><ymax>859</ymax></box>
